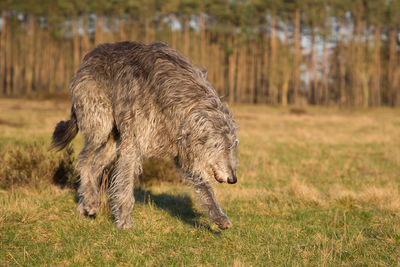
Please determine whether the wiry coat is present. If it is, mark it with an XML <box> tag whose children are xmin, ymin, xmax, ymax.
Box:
<box><xmin>52</xmin><ymin>41</ymin><xmax>239</xmax><ymax>229</ymax></box>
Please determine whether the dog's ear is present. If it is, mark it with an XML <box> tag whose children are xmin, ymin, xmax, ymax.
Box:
<box><xmin>179</xmin><ymin>110</ymin><xmax>213</xmax><ymax>143</ymax></box>
<box><xmin>201</xmin><ymin>67</ymin><xmax>208</xmax><ymax>78</ymax></box>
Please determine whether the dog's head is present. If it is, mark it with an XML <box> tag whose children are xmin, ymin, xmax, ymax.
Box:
<box><xmin>207</xmin><ymin>132</ymin><xmax>239</xmax><ymax>184</ymax></box>
<box><xmin>179</xmin><ymin>104</ymin><xmax>239</xmax><ymax>184</ymax></box>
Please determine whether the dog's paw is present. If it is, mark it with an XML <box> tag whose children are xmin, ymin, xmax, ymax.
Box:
<box><xmin>114</xmin><ymin>216</ymin><xmax>134</xmax><ymax>229</ymax></box>
<box><xmin>77</xmin><ymin>201</ymin><xmax>99</xmax><ymax>218</ymax></box>
<box><xmin>214</xmin><ymin>216</ymin><xmax>233</xmax><ymax>230</ymax></box>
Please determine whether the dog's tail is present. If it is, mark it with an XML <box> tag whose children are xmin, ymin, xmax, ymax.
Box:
<box><xmin>51</xmin><ymin>108</ymin><xmax>79</xmax><ymax>151</ymax></box>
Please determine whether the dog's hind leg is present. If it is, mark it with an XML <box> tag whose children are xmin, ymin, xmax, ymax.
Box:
<box><xmin>193</xmin><ymin>181</ymin><xmax>232</xmax><ymax>229</ymax></box>
<box><xmin>109</xmin><ymin>132</ymin><xmax>142</xmax><ymax>229</ymax></box>
<box><xmin>73</xmin><ymin>79</ymin><xmax>115</xmax><ymax>218</ymax></box>
<box><xmin>77</xmin><ymin>132</ymin><xmax>117</xmax><ymax>217</ymax></box>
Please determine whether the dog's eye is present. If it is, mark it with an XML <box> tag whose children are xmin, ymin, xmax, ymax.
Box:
<box><xmin>234</xmin><ymin>139</ymin><xmax>239</xmax><ymax>147</ymax></box>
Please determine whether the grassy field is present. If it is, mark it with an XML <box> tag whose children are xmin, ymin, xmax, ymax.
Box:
<box><xmin>1</xmin><ymin>98</ymin><xmax>400</xmax><ymax>266</ymax></box>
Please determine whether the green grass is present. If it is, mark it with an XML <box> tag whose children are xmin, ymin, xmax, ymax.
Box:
<box><xmin>1</xmin><ymin>99</ymin><xmax>400</xmax><ymax>265</ymax></box>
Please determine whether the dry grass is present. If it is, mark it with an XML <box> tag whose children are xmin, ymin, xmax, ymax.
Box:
<box><xmin>0</xmin><ymin>142</ymin><xmax>77</xmax><ymax>189</ymax></box>
<box><xmin>1</xmin><ymin>99</ymin><xmax>400</xmax><ymax>265</ymax></box>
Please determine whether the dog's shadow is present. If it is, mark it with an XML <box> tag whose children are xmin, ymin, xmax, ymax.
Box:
<box><xmin>133</xmin><ymin>187</ymin><xmax>210</xmax><ymax>229</ymax></box>
<box><xmin>70</xmin><ymin>184</ymin><xmax>214</xmax><ymax>231</ymax></box>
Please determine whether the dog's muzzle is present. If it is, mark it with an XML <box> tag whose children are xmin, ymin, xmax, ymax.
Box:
<box><xmin>227</xmin><ymin>174</ymin><xmax>237</xmax><ymax>184</ymax></box>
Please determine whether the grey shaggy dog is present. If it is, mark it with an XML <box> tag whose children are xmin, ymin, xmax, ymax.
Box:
<box><xmin>52</xmin><ymin>41</ymin><xmax>239</xmax><ymax>229</ymax></box>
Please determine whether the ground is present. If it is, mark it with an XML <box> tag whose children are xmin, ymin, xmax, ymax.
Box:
<box><xmin>1</xmin><ymin>98</ymin><xmax>400</xmax><ymax>265</ymax></box>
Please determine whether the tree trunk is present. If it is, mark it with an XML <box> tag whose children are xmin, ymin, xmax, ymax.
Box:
<box><xmin>82</xmin><ymin>14</ymin><xmax>91</xmax><ymax>56</ymax></box>
<box><xmin>371</xmin><ymin>24</ymin><xmax>381</xmax><ymax>106</ymax></box>
<box><xmin>184</xmin><ymin>15</ymin><xmax>190</xmax><ymax>57</ymax></box>
<box><xmin>34</xmin><ymin>24</ymin><xmax>41</xmax><ymax>92</ymax></box>
<box><xmin>73</xmin><ymin>19</ymin><xmax>80</xmax><ymax>71</ymax></box>
<box><xmin>48</xmin><ymin>39</ymin><xmax>55</xmax><ymax>94</ymax></box>
<box><xmin>5</xmin><ymin>18</ymin><xmax>11</xmax><ymax>96</ymax></box>
<box><xmin>337</xmin><ymin>20</ymin><xmax>347</xmax><ymax>106</ymax></box>
<box><xmin>228</xmin><ymin>35</ymin><xmax>236</xmax><ymax>103</ymax></box>
<box><xmin>322</xmin><ymin>33</ymin><xmax>329</xmax><ymax>105</ymax></box>
<box><xmin>395</xmin><ymin>68</ymin><xmax>400</xmax><ymax>106</ymax></box>
<box><xmin>254</xmin><ymin>41</ymin><xmax>263</xmax><ymax>104</ymax></box>
<box><xmin>95</xmin><ymin>16</ymin><xmax>104</xmax><ymax>45</ymax></box>
<box><xmin>354</xmin><ymin>13</ymin><xmax>364</xmax><ymax>106</ymax></box>
<box><xmin>388</xmin><ymin>25</ymin><xmax>397</xmax><ymax>106</ymax></box>
<box><xmin>236</xmin><ymin>45</ymin><xmax>246</xmax><ymax>103</ymax></box>
<box><xmin>262</xmin><ymin>34</ymin><xmax>269</xmax><ymax>104</ymax></box>
<box><xmin>200</xmin><ymin>14</ymin><xmax>206</xmax><ymax>66</ymax></box>
<box><xmin>293</xmin><ymin>8</ymin><xmax>301</xmax><ymax>104</ymax></box>
<box><xmin>281</xmin><ymin>73</ymin><xmax>289</xmax><ymax>106</ymax></box>
<box><xmin>312</xmin><ymin>28</ymin><xmax>319</xmax><ymax>104</ymax></box>
<box><xmin>12</xmin><ymin>32</ymin><xmax>21</xmax><ymax>96</ymax></box>
<box><xmin>307</xmin><ymin>18</ymin><xmax>317</xmax><ymax>105</ymax></box>
<box><xmin>269</xmin><ymin>15</ymin><xmax>277</xmax><ymax>105</ymax></box>
<box><xmin>25</xmin><ymin>14</ymin><xmax>35</xmax><ymax>96</ymax></box>
<box><xmin>0</xmin><ymin>10</ymin><xmax>7</xmax><ymax>95</ymax></box>
<box><xmin>170</xmin><ymin>15</ymin><xmax>177</xmax><ymax>49</ymax></box>
<box><xmin>249</xmin><ymin>44</ymin><xmax>255</xmax><ymax>103</ymax></box>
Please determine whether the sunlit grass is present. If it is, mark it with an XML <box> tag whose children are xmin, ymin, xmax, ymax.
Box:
<box><xmin>1</xmin><ymin>99</ymin><xmax>400</xmax><ymax>265</ymax></box>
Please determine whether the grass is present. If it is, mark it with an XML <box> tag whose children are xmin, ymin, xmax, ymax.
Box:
<box><xmin>1</xmin><ymin>98</ymin><xmax>400</xmax><ymax>265</ymax></box>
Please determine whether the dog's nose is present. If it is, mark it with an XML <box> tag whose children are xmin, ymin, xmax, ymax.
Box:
<box><xmin>227</xmin><ymin>175</ymin><xmax>237</xmax><ymax>184</ymax></box>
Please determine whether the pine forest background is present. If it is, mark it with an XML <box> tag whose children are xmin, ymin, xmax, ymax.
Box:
<box><xmin>1</xmin><ymin>0</ymin><xmax>400</xmax><ymax>107</ymax></box>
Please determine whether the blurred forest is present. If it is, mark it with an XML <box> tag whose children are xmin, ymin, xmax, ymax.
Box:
<box><xmin>0</xmin><ymin>0</ymin><xmax>399</xmax><ymax>106</ymax></box>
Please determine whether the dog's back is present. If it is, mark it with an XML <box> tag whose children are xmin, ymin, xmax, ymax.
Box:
<box><xmin>70</xmin><ymin>41</ymin><xmax>220</xmax><ymax>157</ymax></box>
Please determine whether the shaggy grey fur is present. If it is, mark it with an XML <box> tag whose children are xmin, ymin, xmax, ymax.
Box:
<box><xmin>52</xmin><ymin>41</ymin><xmax>239</xmax><ymax>229</ymax></box>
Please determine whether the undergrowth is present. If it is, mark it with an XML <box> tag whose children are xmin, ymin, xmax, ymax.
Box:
<box><xmin>0</xmin><ymin>141</ymin><xmax>181</xmax><ymax>190</ymax></box>
<box><xmin>0</xmin><ymin>142</ymin><xmax>77</xmax><ymax>189</ymax></box>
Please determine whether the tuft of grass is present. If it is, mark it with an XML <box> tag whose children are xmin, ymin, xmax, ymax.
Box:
<box><xmin>0</xmin><ymin>142</ymin><xmax>77</xmax><ymax>189</ymax></box>
<box><xmin>289</xmin><ymin>107</ymin><xmax>308</xmax><ymax>115</ymax></box>
<box><xmin>140</xmin><ymin>157</ymin><xmax>181</xmax><ymax>185</ymax></box>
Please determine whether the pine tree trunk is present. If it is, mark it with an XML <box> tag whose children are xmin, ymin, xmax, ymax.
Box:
<box><xmin>95</xmin><ymin>16</ymin><xmax>104</xmax><ymax>45</ymax></box>
<box><xmin>336</xmin><ymin>21</ymin><xmax>347</xmax><ymax>106</ymax></box>
<box><xmin>0</xmin><ymin>10</ymin><xmax>7</xmax><ymax>95</ymax></box>
<box><xmin>262</xmin><ymin>34</ymin><xmax>269</xmax><ymax>104</ymax></box>
<box><xmin>25</xmin><ymin>14</ymin><xmax>35</xmax><ymax>96</ymax></box>
<box><xmin>388</xmin><ymin>26</ymin><xmax>397</xmax><ymax>106</ymax></box>
<box><xmin>82</xmin><ymin>14</ymin><xmax>91</xmax><ymax>56</ymax></box>
<box><xmin>200</xmin><ymin>14</ymin><xmax>206</xmax><ymax>66</ymax></box>
<box><xmin>228</xmin><ymin>35</ymin><xmax>236</xmax><ymax>103</ymax></box>
<box><xmin>249</xmin><ymin>44</ymin><xmax>255</xmax><ymax>104</ymax></box>
<box><xmin>170</xmin><ymin>15</ymin><xmax>177</xmax><ymax>49</ymax></box>
<box><xmin>236</xmin><ymin>45</ymin><xmax>245</xmax><ymax>103</ymax></box>
<box><xmin>5</xmin><ymin>24</ymin><xmax>11</xmax><ymax>96</ymax></box>
<box><xmin>354</xmin><ymin>15</ymin><xmax>364</xmax><ymax>106</ymax></box>
<box><xmin>48</xmin><ymin>39</ymin><xmax>55</xmax><ymax>94</ymax></box>
<box><xmin>312</xmin><ymin>27</ymin><xmax>319</xmax><ymax>104</ymax></box>
<box><xmin>293</xmin><ymin>8</ymin><xmax>301</xmax><ymax>104</ymax></box>
<box><xmin>322</xmin><ymin>34</ymin><xmax>329</xmax><ymax>105</ymax></box>
<box><xmin>217</xmin><ymin>40</ymin><xmax>224</xmax><ymax>95</ymax></box>
<box><xmin>254</xmin><ymin>41</ymin><xmax>262</xmax><ymax>104</ymax></box>
<box><xmin>12</xmin><ymin>32</ymin><xmax>21</xmax><ymax>96</ymax></box>
<box><xmin>371</xmin><ymin>24</ymin><xmax>381</xmax><ymax>106</ymax></box>
<box><xmin>184</xmin><ymin>16</ymin><xmax>190</xmax><ymax>57</ymax></box>
<box><xmin>73</xmin><ymin>19</ymin><xmax>80</xmax><ymax>71</ymax></box>
<box><xmin>269</xmin><ymin>15</ymin><xmax>277</xmax><ymax>105</ymax></box>
<box><xmin>213</xmin><ymin>39</ymin><xmax>221</xmax><ymax>93</ymax></box>
<box><xmin>56</xmin><ymin>50</ymin><xmax>65</xmax><ymax>92</ymax></box>
<box><xmin>34</xmin><ymin>24</ymin><xmax>41</xmax><ymax>92</ymax></box>
<box><xmin>281</xmin><ymin>73</ymin><xmax>289</xmax><ymax>106</ymax></box>
<box><xmin>395</xmin><ymin>68</ymin><xmax>400</xmax><ymax>106</ymax></box>
<box><xmin>307</xmin><ymin>19</ymin><xmax>317</xmax><ymax>105</ymax></box>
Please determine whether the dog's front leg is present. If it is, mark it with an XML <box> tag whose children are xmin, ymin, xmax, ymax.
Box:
<box><xmin>193</xmin><ymin>182</ymin><xmax>232</xmax><ymax>229</ymax></box>
<box><xmin>109</xmin><ymin>136</ymin><xmax>142</xmax><ymax>229</ymax></box>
